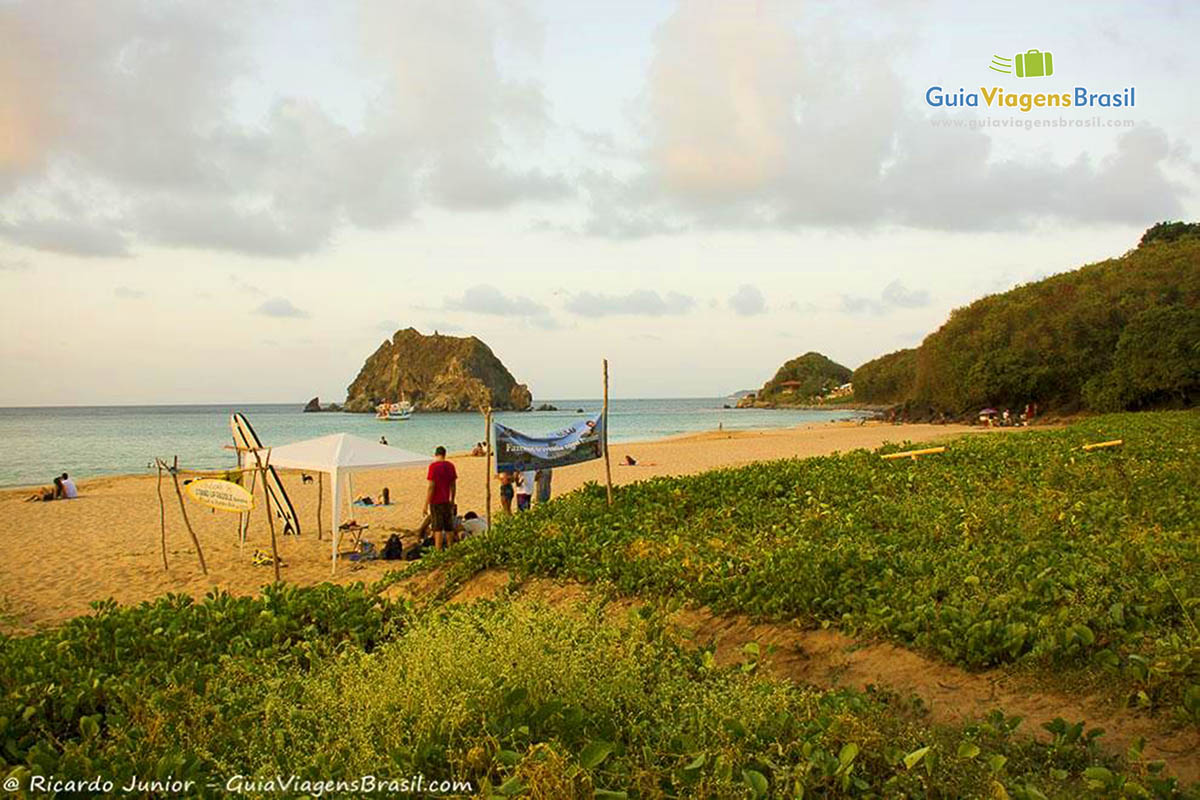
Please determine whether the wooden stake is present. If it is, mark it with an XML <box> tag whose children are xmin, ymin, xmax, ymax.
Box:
<box><xmin>169</xmin><ymin>459</ymin><xmax>208</xmax><ymax>575</ymax></box>
<box><xmin>259</xmin><ymin>452</ymin><xmax>281</xmax><ymax>583</ymax></box>
<box><xmin>239</xmin><ymin>460</ymin><xmax>259</xmax><ymax>554</ymax></box>
<box><xmin>603</xmin><ymin>358</ymin><xmax>613</xmax><ymax>506</ymax></box>
<box><xmin>156</xmin><ymin>463</ymin><xmax>168</xmax><ymax>571</ymax></box>
<box><xmin>316</xmin><ymin>472</ymin><xmax>323</xmax><ymax>541</ymax></box>
<box><xmin>485</xmin><ymin>407</ymin><xmax>493</xmax><ymax>531</ymax></box>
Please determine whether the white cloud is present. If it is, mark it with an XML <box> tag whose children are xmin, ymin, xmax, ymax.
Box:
<box><xmin>841</xmin><ymin>280</ymin><xmax>931</xmax><ymax>315</ymax></box>
<box><xmin>0</xmin><ymin>1</ymin><xmax>569</xmax><ymax>259</ymax></box>
<box><xmin>255</xmin><ymin>297</ymin><xmax>309</xmax><ymax>318</ymax></box>
<box><xmin>580</xmin><ymin>1</ymin><xmax>1193</xmax><ymax>237</ymax></box>
<box><xmin>728</xmin><ymin>284</ymin><xmax>766</xmax><ymax>316</ymax></box>
<box><xmin>445</xmin><ymin>284</ymin><xmax>549</xmax><ymax>317</ymax></box>
<box><xmin>565</xmin><ymin>290</ymin><xmax>695</xmax><ymax>317</ymax></box>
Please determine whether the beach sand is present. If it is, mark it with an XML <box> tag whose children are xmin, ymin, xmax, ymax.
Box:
<box><xmin>0</xmin><ymin>421</ymin><xmax>1016</xmax><ymax>633</ymax></box>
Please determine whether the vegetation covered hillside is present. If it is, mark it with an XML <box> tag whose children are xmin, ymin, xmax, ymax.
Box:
<box><xmin>851</xmin><ymin>347</ymin><xmax>916</xmax><ymax>404</ymax></box>
<box><xmin>850</xmin><ymin>225</ymin><xmax>1200</xmax><ymax>413</ymax></box>
<box><xmin>756</xmin><ymin>352</ymin><xmax>852</xmax><ymax>404</ymax></box>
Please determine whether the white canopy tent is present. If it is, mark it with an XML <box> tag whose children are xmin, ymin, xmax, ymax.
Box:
<box><xmin>266</xmin><ymin>433</ymin><xmax>428</xmax><ymax>572</ymax></box>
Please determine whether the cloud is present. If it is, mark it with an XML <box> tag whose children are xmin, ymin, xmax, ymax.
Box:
<box><xmin>565</xmin><ymin>290</ymin><xmax>695</xmax><ymax>317</ymax></box>
<box><xmin>728</xmin><ymin>284</ymin><xmax>766</xmax><ymax>316</ymax></box>
<box><xmin>228</xmin><ymin>274</ymin><xmax>264</xmax><ymax>296</ymax></box>
<box><xmin>880</xmin><ymin>280</ymin><xmax>930</xmax><ymax>309</ymax></box>
<box><xmin>442</xmin><ymin>284</ymin><xmax>560</xmax><ymax>329</ymax></box>
<box><xmin>445</xmin><ymin>284</ymin><xmax>549</xmax><ymax>317</ymax></box>
<box><xmin>841</xmin><ymin>280</ymin><xmax>931</xmax><ymax>315</ymax></box>
<box><xmin>255</xmin><ymin>297</ymin><xmax>309</xmax><ymax>318</ymax></box>
<box><xmin>113</xmin><ymin>286</ymin><xmax>145</xmax><ymax>299</ymax></box>
<box><xmin>579</xmin><ymin>1</ymin><xmax>1192</xmax><ymax>236</ymax></box>
<box><xmin>0</xmin><ymin>216</ymin><xmax>130</xmax><ymax>257</ymax></box>
<box><xmin>0</xmin><ymin>1</ymin><xmax>568</xmax><ymax>259</ymax></box>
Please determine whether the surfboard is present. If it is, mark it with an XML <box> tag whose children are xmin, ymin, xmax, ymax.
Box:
<box><xmin>231</xmin><ymin>412</ymin><xmax>302</xmax><ymax>536</ymax></box>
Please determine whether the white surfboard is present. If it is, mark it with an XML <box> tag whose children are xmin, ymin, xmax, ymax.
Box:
<box><xmin>231</xmin><ymin>412</ymin><xmax>302</xmax><ymax>536</ymax></box>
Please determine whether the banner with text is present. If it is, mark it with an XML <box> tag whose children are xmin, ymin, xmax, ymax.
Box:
<box><xmin>494</xmin><ymin>413</ymin><xmax>605</xmax><ymax>472</ymax></box>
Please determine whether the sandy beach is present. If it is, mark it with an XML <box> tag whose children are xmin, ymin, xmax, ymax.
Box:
<box><xmin>0</xmin><ymin>420</ymin><xmax>1014</xmax><ymax>633</ymax></box>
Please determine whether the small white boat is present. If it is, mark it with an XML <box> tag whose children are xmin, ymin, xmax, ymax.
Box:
<box><xmin>376</xmin><ymin>401</ymin><xmax>414</xmax><ymax>421</ymax></box>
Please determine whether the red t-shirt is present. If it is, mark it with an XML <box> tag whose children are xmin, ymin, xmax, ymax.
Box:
<box><xmin>427</xmin><ymin>460</ymin><xmax>457</xmax><ymax>505</ymax></box>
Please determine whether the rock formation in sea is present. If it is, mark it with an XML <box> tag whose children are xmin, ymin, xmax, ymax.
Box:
<box><xmin>344</xmin><ymin>328</ymin><xmax>533</xmax><ymax>413</ymax></box>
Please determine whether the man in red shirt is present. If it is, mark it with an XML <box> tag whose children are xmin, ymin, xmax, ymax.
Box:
<box><xmin>424</xmin><ymin>446</ymin><xmax>458</xmax><ymax>550</ymax></box>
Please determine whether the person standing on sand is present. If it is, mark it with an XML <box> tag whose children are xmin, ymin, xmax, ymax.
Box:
<box><xmin>535</xmin><ymin>468</ymin><xmax>552</xmax><ymax>504</ymax></box>
<box><xmin>497</xmin><ymin>470</ymin><xmax>514</xmax><ymax>514</ymax></box>
<box><xmin>423</xmin><ymin>446</ymin><xmax>457</xmax><ymax>550</ymax></box>
<box><xmin>516</xmin><ymin>469</ymin><xmax>535</xmax><ymax>512</ymax></box>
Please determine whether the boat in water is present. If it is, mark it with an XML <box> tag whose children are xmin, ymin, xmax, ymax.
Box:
<box><xmin>375</xmin><ymin>401</ymin><xmax>414</xmax><ymax>421</ymax></box>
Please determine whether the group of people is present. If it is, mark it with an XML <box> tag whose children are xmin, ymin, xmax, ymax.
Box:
<box><xmin>496</xmin><ymin>467</ymin><xmax>551</xmax><ymax>514</ymax></box>
<box><xmin>25</xmin><ymin>472</ymin><xmax>78</xmax><ymax>502</ymax></box>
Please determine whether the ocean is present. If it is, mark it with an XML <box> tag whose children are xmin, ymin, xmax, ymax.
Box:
<box><xmin>0</xmin><ymin>399</ymin><xmax>869</xmax><ymax>487</ymax></box>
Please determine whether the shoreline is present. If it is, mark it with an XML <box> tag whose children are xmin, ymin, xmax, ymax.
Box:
<box><xmin>0</xmin><ymin>419</ymin><xmax>1020</xmax><ymax>633</ymax></box>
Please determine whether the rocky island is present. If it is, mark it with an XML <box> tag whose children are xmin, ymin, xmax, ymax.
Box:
<box><xmin>343</xmin><ymin>328</ymin><xmax>533</xmax><ymax>413</ymax></box>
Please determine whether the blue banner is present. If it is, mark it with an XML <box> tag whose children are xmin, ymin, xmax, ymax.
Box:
<box><xmin>494</xmin><ymin>413</ymin><xmax>605</xmax><ymax>472</ymax></box>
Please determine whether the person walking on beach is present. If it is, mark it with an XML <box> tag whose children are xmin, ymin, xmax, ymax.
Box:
<box><xmin>497</xmin><ymin>470</ymin><xmax>514</xmax><ymax>514</ymax></box>
<box><xmin>516</xmin><ymin>468</ymin><xmax>535</xmax><ymax>512</ymax></box>
<box><xmin>535</xmin><ymin>468</ymin><xmax>552</xmax><ymax>504</ymax></box>
<box><xmin>423</xmin><ymin>446</ymin><xmax>457</xmax><ymax>550</ymax></box>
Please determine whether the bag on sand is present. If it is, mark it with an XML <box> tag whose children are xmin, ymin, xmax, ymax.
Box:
<box><xmin>383</xmin><ymin>533</ymin><xmax>404</xmax><ymax>560</ymax></box>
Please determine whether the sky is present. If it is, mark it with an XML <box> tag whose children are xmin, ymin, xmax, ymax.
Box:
<box><xmin>1</xmin><ymin>0</ymin><xmax>1197</xmax><ymax>404</ymax></box>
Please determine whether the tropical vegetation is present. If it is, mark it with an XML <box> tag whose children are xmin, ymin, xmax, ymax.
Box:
<box><xmin>847</xmin><ymin>225</ymin><xmax>1200</xmax><ymax>414</ymax></box>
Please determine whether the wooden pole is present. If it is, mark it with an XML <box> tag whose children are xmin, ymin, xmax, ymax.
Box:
<box><xmin>316</xmin><ymin>472</ymin><xmax>323</xmax><ymax>541</ymax></box>
<box><xmin>603</xmin><ymin>358</ymin><xmax>613</xmax><ymax>506</ymax></box>
<box><xmin>260</xmin><ymin>451</ymin><xmax>281</xmax><ymax>583</ymax></box>
<box><xmin>169</xmin><ymin>458</ymin><xmax>208</xmax><ymax>575</ymax></box>
<box><xmin>485</xmin><ymin>407</ymin><xmax>493</xmax><ymax>531</ymax></box>
<box><xmin>156</xmin><ymin>463</ymin><xmax>169</xmax><ymax>571</ymax></box>
<box><xmin>239</xmin><ymin>461</ymin><xmax>259</xmax><ymax>554</ymax></box>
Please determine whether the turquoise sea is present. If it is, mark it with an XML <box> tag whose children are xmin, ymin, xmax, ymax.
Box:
<box><xmin>0</xmin><ymin>399</ymin><xmax>869</xmax><ymax>487</ymax></box>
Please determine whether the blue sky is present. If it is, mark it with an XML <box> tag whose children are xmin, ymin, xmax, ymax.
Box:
<box><xmin>1</xmin><ymin>0</ymin><xmax>1196</xmax><ymax>404</ymax></box>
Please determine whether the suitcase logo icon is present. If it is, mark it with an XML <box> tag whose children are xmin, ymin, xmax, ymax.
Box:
<box><xmin>989</xmin><ymin>50</ymin><xmax>1054</xmax><ymax>78</ymax></box>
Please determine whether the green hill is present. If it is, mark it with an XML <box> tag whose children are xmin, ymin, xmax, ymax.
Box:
<box><xmin>757</xmin><ymin>351</ymin><xmax>851</xmax><ymax>403</ymax></box>
<box><xmin>851</xmin><ymin>225</ymin><xmax>1200</xmax><ymax>414</ymax></box>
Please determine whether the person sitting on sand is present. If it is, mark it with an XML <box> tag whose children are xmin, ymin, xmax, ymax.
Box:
<box><xmin>471</xmin><ymin>442</ymin><xmax>486</xmax><ymax>457</ymax></box>
<box><xmin>380</xmin><ymin>487</ymin><xmax>390</xmax><ymax>506</ymax></box>
<box><xmin>26</xmin><ymin>483</ymin><xmax>57</xmax><ymax>502</ymax></box>
<box><xmin>59</xmin><ymin>473</ymin><xmax>78</xmax><ymax>499</ymax></box>
<box><xmin>457</xmin><ymin>510</ymin><xmax>488</xmax><ymax>538</ymax></box>
<box><xmin>623</xmin><ymin>455</ymin><xmax>637</xmax><ymax>466</ymax></box>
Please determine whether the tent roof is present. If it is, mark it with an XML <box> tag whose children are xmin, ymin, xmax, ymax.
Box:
<box><xmin>266</xmin><ymin>433</ymin><xmax>428</xmax><ymax>474</ymax></box>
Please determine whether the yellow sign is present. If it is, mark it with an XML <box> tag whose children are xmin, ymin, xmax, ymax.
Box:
<box><xmin>185</xmin><ymin>478</ymin><xmax>255</xmax><ymax>513</ymax></box>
